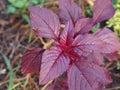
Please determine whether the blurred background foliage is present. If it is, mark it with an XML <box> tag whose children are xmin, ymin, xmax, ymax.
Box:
<box><xmin>107</xmin><ymin>0</ymin><xmax>120</xmax><ymax>39</ymax></box>
<box><xmin>6</xmin><ymin>0</ymin><xmax>46</xmax><ymax>24</ymax></box>
<box><xmin>6</xmin><ymin>0</ymin><xmax>46</xmax><ymax>14</ymax></box>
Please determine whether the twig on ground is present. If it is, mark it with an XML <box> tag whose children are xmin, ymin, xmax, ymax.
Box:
<box><xmin>23</xmin><ymin>74</ymin><xmax>31</xmax><ymax>89</ymax></box>
<box><xmin>41</xmin><ymin>80</ymin><xmax>53</xmax><ymax>90</ymax></box>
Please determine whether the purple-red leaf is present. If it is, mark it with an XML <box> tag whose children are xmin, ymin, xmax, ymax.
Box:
<box><xmin>28</xmin><ymin>6</ymin><xmax>60</xmax><ymax>39</ymax></box>
<box><xmin>72</xmin><ymin>34</ymin><xmax>102</xmax><ymax>57</ymax></box>
<box><xmin>75</xmin><ymin>18</ymin><xmax>93</xmax><ymax>35</ymax></box>
<box><xmin>88</xmin><ymin>51</ymin><xmax>103</xmax><ymax>65</ymax></box>
<box><xmin>21</xmin><ymin>48</ymin><xmax>44</xmax><ymax>74</ymax></box>
<box><xmin>39</xmin><ymin>46</ymin><xmax>70</xmax><ymax>84</ymax></box>
<box><xmin>92</xmin><ymin>0</ymin><xmax>115</xmax><ymax>23</ymax></box>
<box><xmin>58</xmin><ymin>0</ymin><xmax>82</xmax><ymax>24</ymax></box>
<box><xmin>94</xmin><ymin>28</ymin><xmax>120</xmax><ymax>53</ymax></box>
<box><xmin>60</xmin><ymin>20</ymin><xmax>74</xmax><ymax>45</ymax></box>
<box><xmin>68</xmin><ymin>60</ymin><xmax>111</xmax><ymax>90</ymax></box>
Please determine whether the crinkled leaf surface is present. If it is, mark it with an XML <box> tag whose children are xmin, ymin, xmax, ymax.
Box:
<box><xmin>28</xmin><ymin>6</ymin><xmax>60</xmax><ymax>39</ymax></box>
<box><xmin>39</xmin><ymin>46</ymin><xmax>70</xmax><ymax>84</ymax></box>
<box><xmin>94</xmin><ymin>28</ymin><xmax>120</xmax><ymax>53</ymax></box>
<box><xmin>21</xmin><ymin>48</ymin><xmax>44</xmax><ymax>74</ymax></box>
<box><xmin>68</xmin><ymin>60</ymin><xmax>111</xmax><ymax>90</ymax></box>
<box><xmin>72</xmin><ymin>34</ymin><xmax>102</xmax><ymax>57</ymax></box>
<box><xmin>58</xmin><ymin>0</ymin><xmax>82</xmax><ymax>24</ymax></box>
<box><xmin>88</xmin><ymin>51</ymin><xmax>103</xmax><ymax>65</ymax></box>
<box><xmin>93</xmin><ymin>0</ymin><xmax>115</xmax><ymax>23</ymax></box>
<box><xmin>75</xmin><ymin>18</ymin><xmax>93</xmax><ymax>35</ymax></box>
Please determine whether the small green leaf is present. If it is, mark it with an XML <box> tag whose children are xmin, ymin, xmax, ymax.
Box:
<box><xmin>30</xmin><ymin>0</ymin><xmax>39</xmax><ymax>4</ymax></box>
<box><xmin>91</xmin><ymin>23</ymin><xmax>100</xmax><ymax>33</ymax></box>
<box><xmin>8</xmin><ymin>0</ymin><xmax>27</xmax><ymax>8</ymax></box>
<box><xmin>6</xmin><ymin>5</ymin><xmax>17</xmax><ymax>13</ymax></box>
<box><xmin>22</xmin><ymin>14</ymin><xmax>30</xmax><ymax>23</ymax></box>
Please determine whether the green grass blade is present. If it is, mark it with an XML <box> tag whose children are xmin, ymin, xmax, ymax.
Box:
<box><xmin>1</xmin><ymin>54</ymin><xmax>12</xmax><ymax>71</ymax></box>
<box><xmin>1</xmin><ymin>53</ymin><xmax>14</xmax><ymax>90</ymax></box>
<box><xmin>11</xmin><ymin>82</ymin><xmax>21</xmax><ymax>90</ymax></box>
<box><xmin>28</xmin><ymin>29</ymin><xmax>33</xmax><ymax>43</ymax></box>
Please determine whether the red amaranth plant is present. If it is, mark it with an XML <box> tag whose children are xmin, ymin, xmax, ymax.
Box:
<box><xmin>21</xmin><ymin>0</ymin><xmax>120</xmax><ymax>90</ymax></box>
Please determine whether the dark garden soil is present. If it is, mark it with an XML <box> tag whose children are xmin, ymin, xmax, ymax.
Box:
<box><xmin>0</xmin><ymin>0</ymin><xmax>120</xmax><ymax>90</ymax></box>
